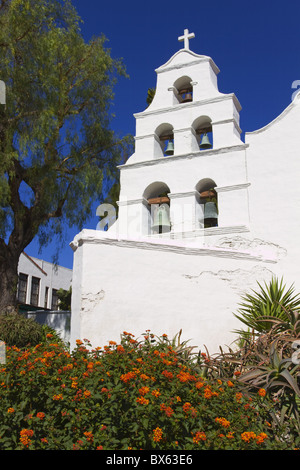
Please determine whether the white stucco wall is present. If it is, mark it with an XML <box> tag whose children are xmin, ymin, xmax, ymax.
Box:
<box><xmin>18</xmin><ymin>253</ymin><xmax>72</xmax><ymax>309</ymax></box>
<box><xmin>70</xmin><ymin>230</ymin><xmax>283</xmax><ymax>352</ymax></box>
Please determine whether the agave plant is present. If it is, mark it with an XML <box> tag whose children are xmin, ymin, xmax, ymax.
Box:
<box><xmin>233</xmin><ymin>277</ymin><xmax>300</xmax><ymax>337</ymax></box>
<box><xmin>238</xmin><ymin>338</ymin><xmax>300</xmax><ymax>429</ymax></box>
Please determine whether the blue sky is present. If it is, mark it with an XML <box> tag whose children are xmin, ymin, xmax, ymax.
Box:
<box><xmin>24</xmin><ymin>0</ymin><xmax>300</xmax><ymax>269</ymax></box>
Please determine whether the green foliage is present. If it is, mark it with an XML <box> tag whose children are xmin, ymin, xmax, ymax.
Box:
<box><xmin>233</xmin><ymin>277</ymin><xmax>300</xmax><ymax>336</ymax></box>
<box><xmin>0</xmin><ymin>312</ymin><xmax>44</xmax><ymax>348</ymax></box>
<box><xmin>0</xmin><ymin>330</ymin><xmax>297</xmax><ymax>450</ymax></box>
<box><xmin>57</xmin><ymin>287</ymin><xmax>71</xmax><ymax>311</ymax></box>
<box><xmin>146</xmin><ymin>87</ymin><xmax>156</xmax><ymax>106</ymax></box>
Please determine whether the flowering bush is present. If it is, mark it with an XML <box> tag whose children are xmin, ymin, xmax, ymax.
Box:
<box><xmin>0</xmin><ymin>331</ymin><xmax>297</xmax><ymax>450</ymax></box>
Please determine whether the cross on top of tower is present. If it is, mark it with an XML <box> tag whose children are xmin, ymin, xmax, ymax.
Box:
<box><xmin>178</xmin><ymin>29</ymin><xmax>195</xmax><ymax>50</ymax></box>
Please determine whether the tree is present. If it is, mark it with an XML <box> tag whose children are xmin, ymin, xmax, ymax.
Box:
<box><xmin>0</xmin><ymin>0</ymin><xmax>132</xmax><ymax>312</ymax></box>
<box><xmin>57</xmin><ymin>287</ymin><xmax>71</xmax><ymax>311</ymax></box>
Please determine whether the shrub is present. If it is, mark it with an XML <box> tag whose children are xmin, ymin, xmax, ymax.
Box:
<box><xmin>0</xmin><ymin>313</ymin><xmax>44</xmax><ymax>348</ymax></box>
<box><xmin>233</xmin><ymin>277</ymin><xmax>300</xmax><ymax>337</ymax></box>
<box><xmin>0</xmin><ymin>331</ymin><xmax>297</xmax><ymax>450</ymax></box>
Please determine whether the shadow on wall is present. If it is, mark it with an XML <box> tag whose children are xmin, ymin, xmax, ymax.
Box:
<box><xmin>24</xmin><ymin>310</ymin><xmax>71</xmax><ymax>344</ymax></box>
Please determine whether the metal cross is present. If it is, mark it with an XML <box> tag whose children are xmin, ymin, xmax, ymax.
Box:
<box><xmin>178</xmin><ymin>29</ymin><xmax>195</xmax><ymax>50</ymax></box>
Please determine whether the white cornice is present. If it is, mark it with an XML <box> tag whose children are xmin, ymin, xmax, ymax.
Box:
<box><xmin>133</xmin><ymin>93</ymin><xmax>242</xmax><ymax>119</ymax></box>
<box><xmin>70</xmin><ymin>229</ymin><xmax>276</xmax><ymax>264</ymax></box>
<box><xmin>216</xmin><ymin>183</ymin><xmax>251</xmax><ymax>193</ymax></box>
<box><xmin>118</xmin><ymin>144</ymin><xmax>249</xmax><ymax>171</ymax></box>
<box><xmin>155</xmin><ymin>49</ymin><xmax>220</xmax><ymax>75</ymax></box>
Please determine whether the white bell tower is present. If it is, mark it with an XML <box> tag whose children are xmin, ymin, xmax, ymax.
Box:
<box><xmin>115</xmin><ymin>29</ymin><xmax>250</xmax><ymax>242</ymax></box>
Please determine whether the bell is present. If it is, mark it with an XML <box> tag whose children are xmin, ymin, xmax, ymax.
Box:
<box><xmin>182</xmin><ymin>92</ymin><xmax>192</xmax><ymax>102</ymax></box>
<box><xmin>152</xmin><ymin>204</ymin><xmax>171</xmax><ymax>233</ymax></box>
<box><xmin>164</xmin><ymin>140</ymin><xmax>174</xmax><ymax>155</ymax></box>
<box><xmin>199</xmin><ymin>133</ymin><xmax>212</xmax><ymax>150</ymax></box>
<box><xmin>204</xmin><ymin>202</ymin><xmax>218</xmax><ymax>220</ymax></box>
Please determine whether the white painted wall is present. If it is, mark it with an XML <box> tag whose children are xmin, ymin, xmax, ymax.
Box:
<box><xmin>70</xmin><ymin>230</ymin><xmax>282</xmax><ymax>352</ymax></box>
<box><xmin>18</xmin><ymin>253</ymin><xmax>72</xmax><ymax>309</ymax></box>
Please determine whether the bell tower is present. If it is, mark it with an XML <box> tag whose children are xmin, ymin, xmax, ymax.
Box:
<box><xmin>114</xmin><ymin>29</ymin><xmax>250</xmax><ymax>242</ymax></box>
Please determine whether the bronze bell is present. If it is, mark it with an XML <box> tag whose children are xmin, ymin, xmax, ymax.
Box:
<box><xmin>164</xmin><ymin>140</ymin><xmax>174</xmax><ymax>156</ymax></box>
<box><xmin>199</xmin><ymin>133</ymin><xmax>212</xmax><ymax>150</ymax></box>
<box><xmin>204</xmin><ymin>201</ymin><xmax>218</xmax><ymax>219</ymax></box>
<box><xmin>182</xmin><ymin>92</ymin><xmax>192</xmax><ymax>102</ymax></box>
<box><xmin>152</xmin><ymin>204</ymin><xmax>171</xmax><ymax>233</ymax></box>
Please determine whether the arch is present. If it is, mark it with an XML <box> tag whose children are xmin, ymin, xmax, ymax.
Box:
<box><xmin>192</xmin><ymin>116</ymin><xmax>213</xmax><ymax>151</ymax></box>
<box><xmin>173</xmin><ymin>76</ymin><xmax>193</xmax><ymax>104</ymax></box>
<box><xmin>195</xmin><ymin>177</ymin><xmax>217</xmax><ymax>194</ymax></box>
<box><xmin>195</xmin><ymin>178</ymin><xmax>218</xmax><ymax>228</ymax></box>
<box><xmin>155</xmin><ymin>123</ymin><xmax>174</xmax><ymax>157</ymax></box>
<box><xmin>143</xmin><ymin>182</ymin><xmax>171</xmax><ymax>234</ymax></box>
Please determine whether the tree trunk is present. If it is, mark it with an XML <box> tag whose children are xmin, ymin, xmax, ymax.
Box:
<box><xmin>0</xmin><ymin>244</ymin><xmax>20</xmax><ymax>314</ymax></box>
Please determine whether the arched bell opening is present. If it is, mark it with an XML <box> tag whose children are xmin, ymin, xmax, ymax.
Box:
<box><xmin>173</xmin><ymin>76</ymin><xmax>193</xmax><ymax>104</ymax></box>
<box><xmin>143</xmin><ymin>182</ymin><xmax>171</xmax><ymax>234</ymax></box>
<box><xmin>195</xmin><ymin>178</ymin><xmax>218</xmax><ymax>228</ymax></box>
<box><xmin>155</xmin><ymin>123</ymin><xmax>174</xmax><ymax>157</ymax></box>
<box><xmin>192</xmin><ymin>116</ymin><xmax>213</xmax><ymax>151</ymax></box>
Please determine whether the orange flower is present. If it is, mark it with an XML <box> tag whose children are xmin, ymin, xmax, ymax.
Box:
<box><xmin>20</xmin><ymin>429</ymin><xmax>34</xmax><ymax>447</ymax></box>
<box><xmin>177</xmin><ymin>371</ymin><xmax>196</xmax><ymax>383</ymax></box>
<box><xmin>195</xmin><ymin>380</ymin><xmax>204</xmax><ymax>389</ymax></box>
<box><xmin>258</xmin><ymin>388</ymin><xmax>266</xmax><ymax>397</ymax></box>
<box><xmin>236</xmin><ymin>392</ymin><xmax>243</xmax><ymax>402</ymax></box>
<box><xmin>256</xmin><ymin>432</ymin><xmax>268</xmax><ymax>444</ymax></box>
<box><xmin>140</xmin><ymin>373</ymin><xmax>150</xmax><ymax>381</ymax></box>
<box><xmin>84</xmin><ymin>431</ymin><xmax>94</xmax><ymax>442</ymax></box>
<box><xmin>153</xmin><ymin>427</ymin><xmax>163</xmax><ymax>442</ymax></box>
<box><xmin>83</xmin><ymin>390</ymin><xmax>91</xmax><ymax>398</ymax></box>
<box><xmin>215</xmin><ymin>417</ymin><xmax>230</xmax><ymax>428</ymax></box>
<box><xmin>7</xmin><ymin>407</ymin><xmax>15</xmax><ymax>413</ymax></box>
<box><xmin>192</xmin><ymin>431</ymin><xmax>207</xmax><ymax>443</ymax></box>
<box><xmin>182</xmin><ymin>402</ymin><xmax>192</xmax><ymax>413</ymax></box>
<box><xmin>36</xmin><ymin>412</ymin><xmax>45</xmax><ymax>419</ymax></box>
<box><xmin>139</xmin><ymin>386</ymin><xmax>150</xmax><ymax>396</ymax></box>
<box><xmin>162</xmin><ymin>370</ymin><xmax>173</xmax><ymax>380</ymax></box>
<box><xmin>204</xmin><ymin>386</ymin><xmax>219</xmax><ymax>399</ymax></box>
<box><xmin>241</xmin><ymin>431</ymin><xmax>257</xmax><ymax>442</ymax></box>
<box><xmin>151</xmin><ymin>389</ymin><xmax>161</xmax><ymax>397</ymax></box>
<box><xmin>227</xmin><ymin>380</ymin><xmax>234</xmax><ymax>387</ymax></box>
<box><xmin>136</xmin><ymin>396</ymin><xmax>149</xmax><ymax>405</ymax></box>
<box><xmin>120</xmin><ymin>371</ymin><xmax>136</xmax><ymax>383</ymax></box>
<box><xmin>160</xmin><ymin>403</ymin><xmax>174</xmax><ymax>417</ymax></box>
<box><xmin>52</xmin><ymin>394</ymin><xmax>63</xmax><ymax>401</ymax></box>
<box><xmin>182</xmin><ymin>402</ymin><xmax>197</xmax><ymax>416</ymax></box>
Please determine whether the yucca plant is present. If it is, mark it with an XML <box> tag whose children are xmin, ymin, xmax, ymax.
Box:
<box><xmin>233</xmin><ymin>277</ymin><xmax>300</xmax><ymax>337</ymax></box>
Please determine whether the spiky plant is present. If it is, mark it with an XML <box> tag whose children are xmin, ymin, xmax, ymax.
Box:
<box><xmin>233</xmin><ymin>277</ymin><xmax>300</xmax><ymax>337</ymax></box>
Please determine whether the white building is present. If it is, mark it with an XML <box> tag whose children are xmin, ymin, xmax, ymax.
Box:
<box><xmin>17</xmin><ymin>252</ymin><xmax>72</xmax><ymax>311</ymax></box>
<box><xmin>70</xmin><ymin>30</ymin><xmax>300</xmax><ymax>353</ymax></box>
